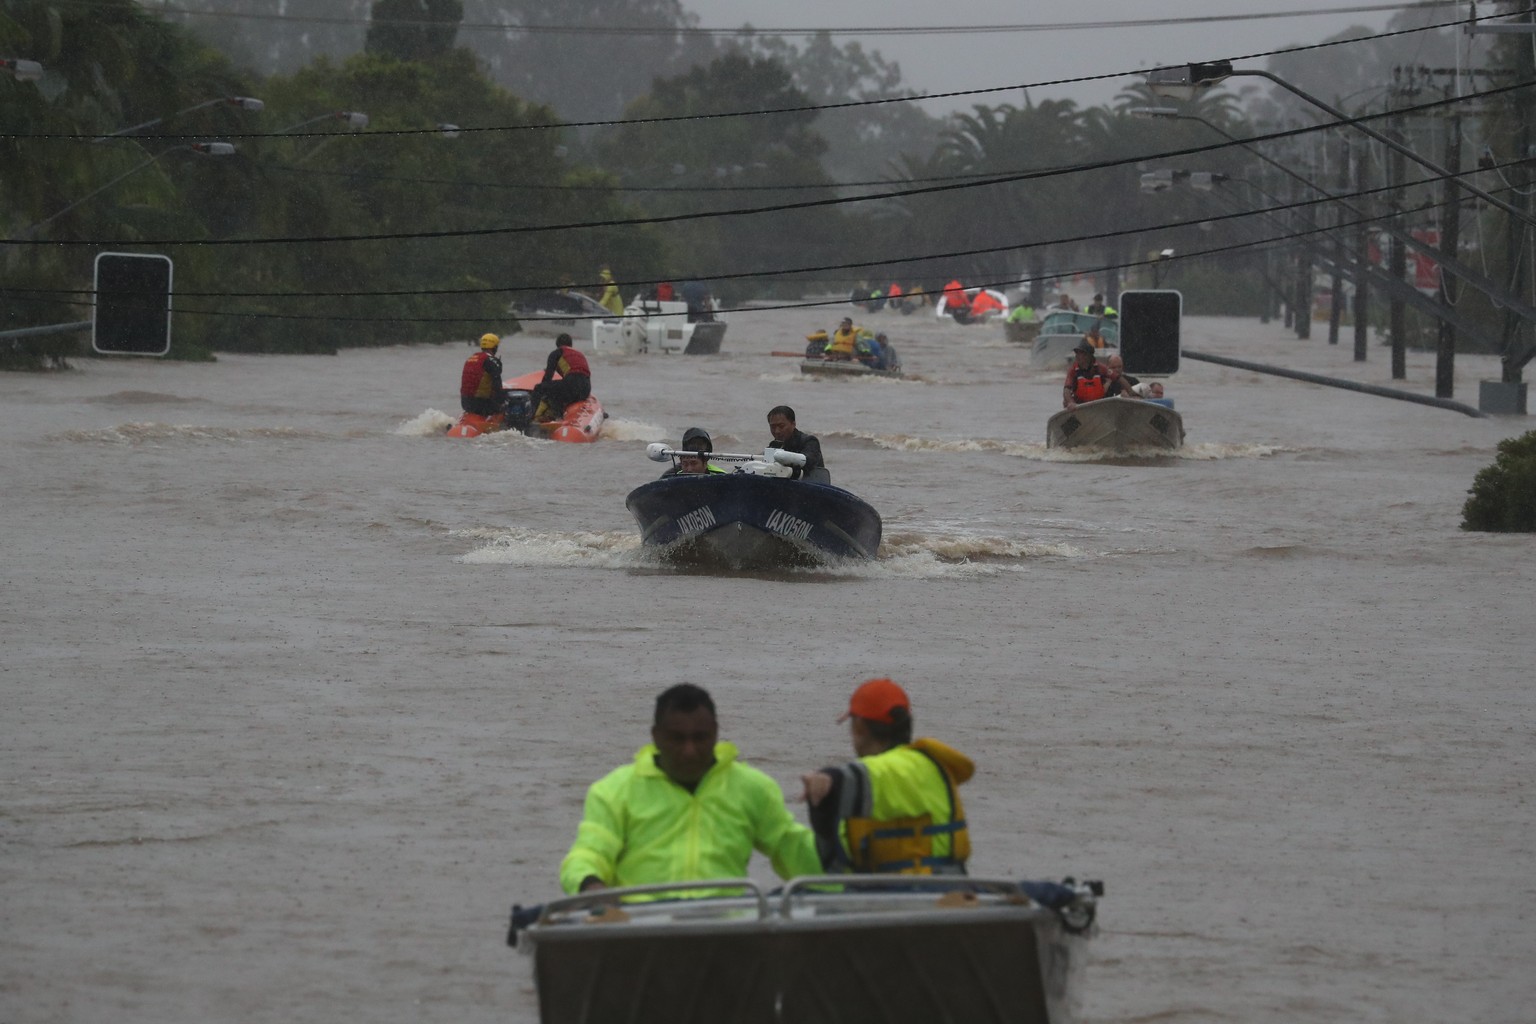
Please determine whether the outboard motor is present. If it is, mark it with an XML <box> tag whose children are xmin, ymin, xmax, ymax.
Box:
<box><xmin>503</xmin><ymin>391</ymin><xmax>534</xmax><ymax>432</ymax></box>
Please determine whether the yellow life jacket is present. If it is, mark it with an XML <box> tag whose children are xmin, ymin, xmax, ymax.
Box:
<box><xmin>841</xmin><ymin>740</ymin><xmax>972</xmax><ymax>875</ymax></box>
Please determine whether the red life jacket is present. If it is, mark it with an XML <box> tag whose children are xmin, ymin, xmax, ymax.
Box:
<box><xmin>557</xmin><ymin>345</ymin><xmax>590</xmax><ymax>378</ymax></box>
<box><xmin>1073</xmin><ymin>368</ymin><xmax>1108</xmax><ymax>402</ymax></box>
<box><xmin>461</xmin><ymin>351</ymin><xmax>495</xmax><ymax>399</ymax></box>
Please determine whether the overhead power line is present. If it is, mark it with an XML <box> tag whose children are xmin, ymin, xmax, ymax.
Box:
<box><xmin>8</xmin><ymin>80</ymin><xmax>1527</xmax><ymax>249</ymax></box>
<box><xmin>16</xmin><ymin>177</ymin><xmax>1502</xmax><ymax>329</ymax></box>
<box><xmin>82</xmin><ymin>1</ymin><xmax>1465</xmax><ymax>37</ymax></box>
<box><xmin>15</xmin><ymin>158</ymin><xmax>1511</xmax><ymax>304</ymax></box>
<box><xmin>4</xmin><ymin>5</ymin><xmax>1522</xmax><ymax>142</ymax></box>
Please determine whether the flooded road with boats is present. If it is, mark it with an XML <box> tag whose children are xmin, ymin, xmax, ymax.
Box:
<box><xmin>3</xmin><ymin>302</ymin><xmax>1533</xmax><ymax>1022</ymax></box>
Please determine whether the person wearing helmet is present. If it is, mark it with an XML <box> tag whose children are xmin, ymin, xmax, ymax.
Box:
<box><xmin>660</xmin><ymin>427</ymin><xmax>726</xmax><ymax>477</ymax></box>
<box><xmin>460</xmin><ymin>333</ymin><xmax>505</xmax><ymax>417</ymax></box>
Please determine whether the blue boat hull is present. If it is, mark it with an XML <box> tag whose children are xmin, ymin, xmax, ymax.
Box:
<box><xmin>625</xmin><ymin>475</ymin><xmax>882</xmax><ymax>568</ymax></box>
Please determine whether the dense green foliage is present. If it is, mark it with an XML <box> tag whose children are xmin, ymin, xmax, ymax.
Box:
<box><xmin>365</xmin><ymin>0</ymin><xmax>464</xmax><ymax>62</ymax></box>
<box><xmin>1462</xmin><ymin>430</ymin><xmax>1536</xmax><ymax>532</ymax></box>
<box><xmin>2</xmin><ymin>0</ymin><xmax>1530</xmax><ymax>363</ymax></box>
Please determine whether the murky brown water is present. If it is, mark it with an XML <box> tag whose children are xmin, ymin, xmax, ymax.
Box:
<box><xmin>3</xmin><ymin>303</ymin><xmax>1532</xmax><ymax>1022</ymax></box>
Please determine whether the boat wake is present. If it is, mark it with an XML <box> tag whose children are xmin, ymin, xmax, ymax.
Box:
<box><xmin>454</xmin><ymin>525</ymin><xmax>1082</xmax><ymax>578</ymax></box>
<box><xmin>394</xmin><ymin>409</ymin><xmax>456</xmax><ymax>435</ymax></box>
<box><xmin>597</xmin><ymin>417</ymin><xmax>668</xmax><ymax>442</ymax></box>
<box><xmin>55</xmin><ymin>422</ymin><xmax>339</xmax><ymax>445</ymax></box>
<box><xmin>394</xmin><ymin>409</ymin><xmax>666</xmax><ymax>443</ymax></box>
<box><xmin>829</xmin><ymin>430</ymin><xmax>1287</xmax><ymax>462</ymax></box>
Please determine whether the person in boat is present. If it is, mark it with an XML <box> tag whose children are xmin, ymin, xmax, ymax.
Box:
<box><xmin>854</xmin><ymin>331</ymin><xmax>882</xmax><ymax>367</ymax></box>
<box><xmin>1063</xmin><ymin>340</ymin><xmax>1120</xmax><ymax>411</ymax></box>
<box><xmin>598</xmin><ymin>266</ymin><xmax>624</xmax><ymax>316</ymax></box>
<box><xmin>560</xmin><ymin>683</ymin><xmax>820</xmax><ymax>895</ymax></box>
<box><xmin>1105</xmin><ymin>353</ymin><xmax>1138</xmax><ymax>392</ymax></box>
<box><xmin>660</xmin><ymin>427</ymin><xmax>726</xmax><ymax>477</ymax></box>
<box><xmin>1130</xmin><ymin>380</ymin><xmax>1165</xmax><ymax>400</ymax></box>
<box><xmin>532</xmin><ymin>333</ymin><xmax>592</xmax><ymax>423</ymax></box>
<box><xmin>460</xmin><ymin>333</ymin><xmax>505</xmax><ymax>418</ymax></box>
<box><xmin>1083</xmin><ymin>323</ymin><xmax>1109</xmax><ymax>350</ymax></box>
<box><xmin>1006</xmin><ymin>302</ymin><xmax>1035</xmax><ymax>324</ymax></box>
<box><xmin>805</xmin><ymin>329</ymin><xmax>830</xmax><ymax>359</ymax></box>
<box><xmin>655</xmin><ymin>281</ymin><xmax>675</xmax><ymax>302</ymax></box>
<box><xmin>824</xmin><ymin>318</ymin><xmax>859</xmax><ymax>361</ymax></box>
<box><xmin>679</xmin><ymin>280</ymin><xmax>714</xmax><ymax>323</ymax></box>
<box><xmin>1085</xmin><ymin>293</ymin><xmax>1107</xmax><ymax>316</ymax></box>
<box><xmin>800</xmin><ymin>678</ymin><xmax>973</xmax><ymax>876</ymax></box>
<box><xmin>767</xmin><ymin>405</ymin><xmax>826</xmax><ymax>481</ymax></box>
<box><xmin>856</xmin><ymin>332</ymin><xmax>898</xmax><ymax>371</ymax></box>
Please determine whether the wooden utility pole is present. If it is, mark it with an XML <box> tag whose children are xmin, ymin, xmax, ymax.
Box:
<box><xmin>1328</xmin><ymin>135</ymin><xmax>1348</xmax><ymax>345</ymax></box>
<box><xmin>1295</xmin><ymin>158</ymin><xmax>1312</xmax><ymax>339</ymax></box>
<box><xmin>1437</xmin><ymin>106</ymin><xmax>1462</xmax><ymax>397</ymax></box>
<box><xmin>1353</xmin><ymin>142</ymin><xmax>1370</xmax><ymax>361</ymax></box>
<box><xmin>1389</xmin><ymin>107</ymin><xmax>1408</xmax><ymax>380</ymax></box>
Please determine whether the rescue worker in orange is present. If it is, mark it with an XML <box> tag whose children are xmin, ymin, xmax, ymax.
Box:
<box><xmin>1062</xmin><ymin>339</ymin><xmax>1120</xmax><ymax>411</ymax></box>
<box><xmin>532</xmin><ymin>333</ymin><xmax>591</xmax><ymax>423</ymax></box>
<box><xmin>460</xmin><ymin>333</ymin><xmax>505</xmax><ymax>417</ymax></box>
<box><xmin>800</xmin><ymin>678</ymin><xmax>973</xmax><ymax>876</ymax></box>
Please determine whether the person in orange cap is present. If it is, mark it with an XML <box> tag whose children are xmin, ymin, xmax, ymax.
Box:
<box><xmin>800</xmin><ymin>678</ymin><xmax>974</xmax><ymax>875</ymax></box>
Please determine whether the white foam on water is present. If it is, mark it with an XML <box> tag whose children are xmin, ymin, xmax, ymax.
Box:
<box><xmin>56</xmin><ymin>422</ymin><xmax>330</xmax><ymax>445</ymax></box>
<box><xmin>849</xmin><ymin>431</ymin><xmax>1287</xmax><ymax>462</ymax></box>
<box><xmin>455</xmin><ymin>526</ymin><xmax>643</xmax><ymax>568</ymax></box>
<box><xmin>454</xmin><ymin>523</ymin><xmax>1083</xmax><ymax>578</ymax></box>
<box><xmin>597</xmin><ymin>418</ymin><xmax>669</xmax><ymax>442</ymax></box>
<box><xmin>394</xmin><ymin>409</ymin><xmax>456</xmax><ymax>436</ymax></box>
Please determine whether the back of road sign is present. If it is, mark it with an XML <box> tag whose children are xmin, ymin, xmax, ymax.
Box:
<box><xmin>93</xmin><ymin>252</ymin><xmax>172</xmax><ymax>356</ymax></box>
<box><xmin>1117</xmin><ymin>289</ymin><xmax>1180</xmax><ymax>376</ymax></box>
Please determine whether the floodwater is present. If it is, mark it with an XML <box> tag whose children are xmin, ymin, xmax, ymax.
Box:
<box><xmin>2</xmin><ymin>301</ymin><xmax>1533</xmax><ymax>1023</ymax></box>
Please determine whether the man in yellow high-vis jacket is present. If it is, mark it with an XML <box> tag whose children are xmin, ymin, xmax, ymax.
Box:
<box><xmin>560</xmin><ymin>684</ymin><xmax>820</xmax><ymax>895</ymax></box>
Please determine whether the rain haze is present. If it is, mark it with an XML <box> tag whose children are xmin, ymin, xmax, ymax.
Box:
<box><xmin>684</xmin><ymin>0</ymin><xmax>1454</xmax><ymax>111</ymax></box>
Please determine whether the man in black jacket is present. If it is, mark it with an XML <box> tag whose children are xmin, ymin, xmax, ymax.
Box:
<box><xmin>766</xmin><ymin>405</ymin><xmax>826</xmax><ymax>481</ymax></box>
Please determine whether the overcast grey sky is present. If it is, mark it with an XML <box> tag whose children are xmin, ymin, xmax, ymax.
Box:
<box><xmin>683</xmin><ymin>0</ymin><xmax>1480</xmax><ymax>113</ymax></box>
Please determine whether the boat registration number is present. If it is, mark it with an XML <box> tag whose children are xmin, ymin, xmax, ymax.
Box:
<box><xmin>675</xmin><ymin>506</ymin><xmax>717</xmax><ymax>535</ymax></box>
<box><xmin>765</xmin><ymin>509</ymin><xmax>813</xmax><ymax>540</ymax></box>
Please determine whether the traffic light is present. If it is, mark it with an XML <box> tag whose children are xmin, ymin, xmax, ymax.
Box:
<box><xmin>1118</xmin><ymin>290</ymin><xmax>1181</xmax><ymax>375</ymax></box>
<box><xmin>93</xmin><ymin>252</ymin><xmax>172</xmax><ymax>356</ymax></box>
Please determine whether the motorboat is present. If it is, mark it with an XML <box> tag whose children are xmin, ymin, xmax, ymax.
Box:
<box><xmin>1031</xmin><ymin>312</ymin><xmax>1118</xmax><ymax>369</ymax></box>
<box><xmin>507</xmin><ymin>290</ymin><xmax>612</xmax><ymax>338</ymax></box>
<box><xmin>624</xmin><ymin>445</ymin><xmax>882</xmax><ymax>568</ymax></box>
<box><xmin>446</xmin><ymin>370</ymin><xmax>607</xmax><ymax>443</ymax></box>
<box><xmin>590</xmin><ymin>297</ymin><xmax>727</xmax><ymax>356</ymax></box>
<box><xmin>799</xmin><ymin>358</ymin><xmax>904</xmax><ymax>379</ymax></box>
<box><xmin>1004</xmin><ymin>318</ymin><xmax>1044</xmax><ymax>345</ymax></box>
<box><xmin>508</xmin><ymin>874</ymin><xmax>1103</xmax><ymax>1024</ymax></box>
<box><xmin>1046</xmin><ymin>395</ymin><xmax>1183</xmax><ymax>451</ymax></box>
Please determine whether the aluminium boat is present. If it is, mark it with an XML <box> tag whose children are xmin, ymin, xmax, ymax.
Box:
<box><xmin>508</xmin><ymin>875</ymin><xmax>1103</xmax><ymax>1024</ymax></box>
<box><xmin>1046</xmin><ymin>395</ymin><xmax>1183</xmax><ymax>451</ymax></box>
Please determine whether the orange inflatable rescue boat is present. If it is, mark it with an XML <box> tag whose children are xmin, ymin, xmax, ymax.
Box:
<box><xmin>446</xmin><ymin>370</ymin><xmax>607</xmax><ymax>442</ymax></box>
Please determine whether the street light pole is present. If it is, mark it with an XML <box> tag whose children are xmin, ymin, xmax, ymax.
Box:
<box><xmin>13</xmin><ymin>143</ymin><xmax>236</xmax><ymax>240</ymax></box>
<box><xmin>277</xmin><ymin>110</ymin><xmax>369</xmax><ymax>133</ymax></box>
<box><xmin>1145</xmin><ymin>61</ymin><xmax>1536</xmax><ymax>228</ymax></box>
<box><xmin>95</xmin><ymin>95</ymin><xmax>263</xmax><ymax>142</ymax></box>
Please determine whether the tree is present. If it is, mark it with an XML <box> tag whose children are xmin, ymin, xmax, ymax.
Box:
<box><xmin>591</xmin><ymin>53</ymin><xmax>839</xmax><ymax>300</ymax></box>
<box><xmin>366</xmin><ymin>0</ymin><xmax>464</xmax><ymax>62</ymax></box>
<box><xmin>474</xmin><ymin>0</ymin><xmax>718</xmax><ymax>123</ymax></box>
<box><xmin>730</xmin><ymin>31</ymin><xmax>942</xmax><ymax>188</ymax></box>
